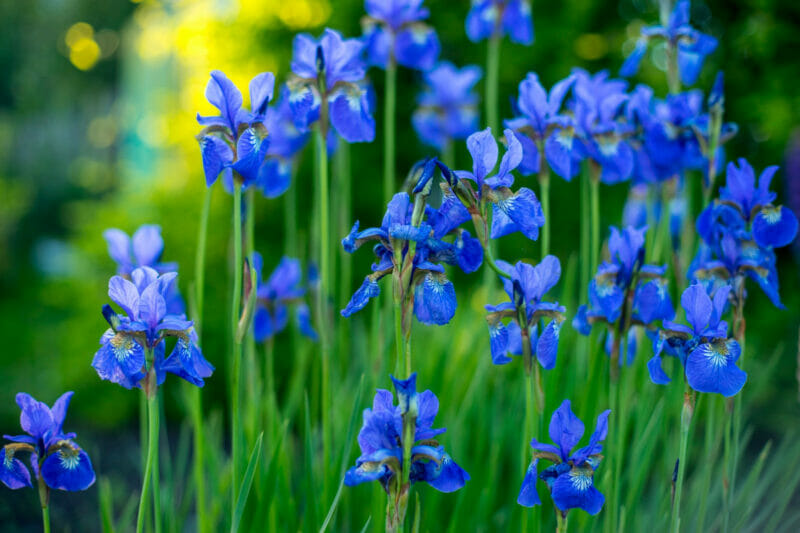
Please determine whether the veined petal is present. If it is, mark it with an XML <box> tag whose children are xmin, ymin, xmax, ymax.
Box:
<box><xmin>108</xmin><ymin>276</ymin><xmax>140</xmax><ymax>319</ymax></box>
<box><xmin>16</xmin><ymin>393</ymin><xmax>53</xmax><ymax>441</ymax></box>
<box><xmin>647</xmin><ymin>353</ymin><xmax>672</xmax><ymax>385</ymax></box>
<box><xmin>488</xmin><ymin>321</ymin><xmax>511</xmax><ymax>365</ymax></box>
<box><xmin>395</xmin><ymin>25</ymin><xmax>440</xmax><ymax>71</ymax></box>
<box><xmin>551</xmin><ymin>467</ymin><xmax>605</xmax><ymax>515</ymax></box>
<box><xmin>330</xmin><ymin>88</ymin><xmax>376</xmax><ymax>143</ymax></box>
<box><xmin>685</xmin><ymin>340</ymin><xmax>746</xmax><ymax>397</ymax></box>
<box><xmin>493</xmin><ymin>187</ymin><xmax>544</xmax><ymax>241</ymax></box>
<box><xmin>753</xmin><ymin>206</ymin><xmax>798</xmax><ymax>249</ymax></box>
<box><xmin>548</xmin><ymin>400</ymin><xmax>585</xmax><ymax>460</ymax></box>
<box><xmin>342</xmin><ymin>277</ymin><xmax>381</xmax><ymax>317</ymax></box>
<box><xmin>517</xmin><ymin>458</ymin><xmax>541</xmax><ymax>507</ymax></box>
<box><xmin>103</xmin><ymin>229</ymin><xmax>132</xmax><ymax>271</ymax></box>
<box><xmin>414</xmin><ymin>273</ymin><xmax>457</xmax><ymax>325</ymax></box>
<box><xmin>424</xmin><ymin>453</ymin><xmax>470</xmax><ymax>493</ymax></box>
<box><xmin>131</xmin><ymin>225</ymin><xmax>164</xmax><ymax>268</ymax></box>
<box><xmin>467</xmin><ymin>127</ymin><xmax>498</xmax><ymax>185</ymax></box>
<box><xmin>536</xmin><ymin>320</ymin><xmax>561</xmax><ymax>370</ymax></box>
<box><xmin>0</xmin><ymin>447</ymin><xmax>32</xmax><ymax>489</ymax></box>
<box><xmin>41</xmin><ymin>446</ymin><xmax>96</xmax><ymax>491</ymax></box>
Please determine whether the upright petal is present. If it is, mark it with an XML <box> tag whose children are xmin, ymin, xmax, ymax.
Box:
<box><xmin>681</xmin><ymin>283</ymin><xmax>712</xmax><ymax>334</ymax></box>
<box><xmin>548</xmin><ymin>400</ymin><xmax>585</xmax><ymax>460</ymax></box>
<box><xmin>49</xmin><ymin>391</ymin><xmax>74</xmax><ymax>437</ymax></box>
<box><xmin>108</xmin><ymin>276</ymin><xmax>140</xmax><ymax>319</ymax></box>
<box><xmin>467</xmin><ymin>128</ymin><xmax>498</xmax><ymax>185</ymax></box>
<box><xmin>201</xmin><ymin>70</ymin><xmax>243</xmax><ymax>132</ymax></box>
<box><xmin>132</xmin><ymin>225</ymin><xmax>164</xmax><ymax>268</ymax></box>
<box><xmin>103</xmin><ymin>229</ymin><xmax>131</xmax><ymax>270</ymax></box>
<box><xmin>502</xmin><ymin>0</ymin><xmax>533</xmax><ymax>45</ymax></box>
<box><xmin>395</xmin><ymin>26</ymin><xmax>440</xmax><ymax>71</ymax></box>
<box><xmin>249</xmin><ymin>72</ymin><xmax>276</xmax><ymax>119</ymax></box>
<box><xmin>16</xmin><ymin>393</ymin><xmax>54</xmax><ymax>440</ymax></box>
<box><xmin>571</xmin><ymin>410</ymin><xmax>611</xmax><ymax>465</ymax></box>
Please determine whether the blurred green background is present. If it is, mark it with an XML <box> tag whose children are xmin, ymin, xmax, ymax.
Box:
<box><xmin>1</xmin><ymin>0</ymin><xmax>798</xmax><ymax>530</ymax></box>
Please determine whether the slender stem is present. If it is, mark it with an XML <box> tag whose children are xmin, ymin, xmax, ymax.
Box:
<box><xmin>441</xmin><ymin>137</ymin><xmax>455</xmax><ymax>168</ymax></box>
<box><xmin>521</xmin><ymin>324</ymin><xmax>542</xmax><ymax>533</ymax></box>
<box><xmin>485</xmin><ymin>33</ymin><xmax>501</xmax><ymax>134</ymax></box>
<box><xmin>580</xmin><ymin>165</ymin><xmax>590</xmax><ymax>296</ymax></box>
<box><xmin>152</xmin><ymin>395</ymin><xmax>162</xmax><ymax>533</ymax></box>
<box><xmin>230</xmin><ymin>181</ymin><xmax>243</xmax><ymax>525</ymax></box>
<box><xmin>384</xmin><ymin>56</ymin><xmax>397</xmax><ymax>204</ymax></box>
<box><xmin>485</xmin><ymin>240</ymin><xmax>512</xmax><ymax>279</ymax></box>
<box><xmin>393</xmin><ymin>279</ymin><xmax>404</xmax><ymax>377</ymax></box>
<box><xmin>136</xmin><ymin>389</ymin><xmax>160</xmax><ymax>533</ymax></box>
<box><xmin>590</xmin><ymin>168</ymin><xmax>600</xmax><ymax>277</ymax></box>
<box><xmin>191</xmin><ymin>184</ymin><xmax>212</xmax><ymax>533</ymax></box>
<box><xmin>670</xmin><ymin>387</ymin><xmax>694</xmax><ymax>533</ymax></box>
<box><xmin>315</xmin><ymin>121</ymin><xmax>333</xmax><ymax>503</ymax></box>
<box><xmin>284</xmin><ymin>163</ymin><xmax>298</xmax><ymax>257</ymax></box>
<box><xmin>556</xmin><ymin>511</ymin><xmax>568</xmax><ymax>533</ymax></box>
<box><xmin>244</xmin><ymin>188</ymin><xmax>259</xmax><ymax>443</ymax></box>
<box><xmin>37</xmin><ymin>473</ymin><xmax>50</xmax><ymax>533</ymax></box>
<box><xmin>539</xmin><ymin>163</ymin><xmax>551</xmax><ymax>258</ymax></box>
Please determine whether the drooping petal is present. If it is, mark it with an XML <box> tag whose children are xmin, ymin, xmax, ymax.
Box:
<box><xmin>535</xmin><ymin>320</ymin><xmax>561</xmax><ymax>370</ymax></box>
<box><xmin>296</xmin><ymin>303</ymin><xmax>318</xmax><ymax>341</ymax></box>
<box><xmin>248</xmin><ymin>72</ymin><xmax>276</xmax><ymax>120</ymax></box>
<box><xmin>620</xmin><ymin>39</ymin><xmax>647</xmax><ymax>77</ymax></box>
<box><xmin>231</xmin><ymin>128</ymin><xmax>269</xmax><ymax>185</ymax></box>
<box><xmin>502</xmin><ymin>0</ymin><xmax>534</xmax><ymax>45</ymax></box>
<box><xmin>685</xmin><ymin>340</ymin><xmax>746</xmax><ymax>397</ymax></box>
<box><xmin>256</xmin><ymin>159</ymin><xmax>292</xmax><ymax>198</ymax></box>
<box><xmin>491</xmin><ymin>188</ymin><xmax>544</xmax><ymax>240</ymax></box>
<box><xmin>517</xmin><ymin>458</ymin><xmax>541</xmax><ymax>507</ymax></box>
<box><xmin>571</xmin><ymin>410</ymin><xmax>611</xmax><ymax>465</ymax></box>
<box><xmin>413</xmin><ymin>273</ymin><xmax>457</xmax><ymax>325</ymax></box>
<box><xmin>545</xmin><ymin>128</ymin><xmax>582</xmax><ymax>181</ymax></box>
<box><xmin>424</xmin><ymin>453</ymin><xmax>470</xmax><ymax>493</ymax></box>
<box><xmin>199</xmin><ymin>135</ymin><xmax>233</xmax><ymax>187</ymax></box>
<box><xmin>341</xmin><ymin>277</ymin><xmax>381</xmax><ymax>317</ymax></box>
<box><xmin>0</xmin><ymin>448</ymin><xmax>32</xmax><ymax>489</ymax></box>
<box><xmin>678</xmin><ymin>33</ymin><xmax>718</xmax><ymax>86</ymax></box>
<box><xmin>752</xmin><ymin>206</ymin><xmax>798</xmax><ymax>249</ymax></box>
<box><xmin>488</xmin><ymin>321</ymin><xmax>511</xmax><ymax>365</ymax></box>
<box><xmin>344</xmin><ymin>462</ymin><xmax>390</xmax><ymax>486</ymax></box>
<box><xmin>395</xmin><ymin>25</ymin><xmax>440</xmax><ymax>71</ymax></box>
<box><xmin>330</xmin><ymin>87</ymin><xmax>375</xmax><ymax>143</ymax></box>
<box><xmin>551</xmin><ymin>468</ymin><xmax>605</xmax><ymax>515</ymax></box>
<box><xmin>647</xmin><ymin>353</ymin><xmax>672</xmax><ymax>385</ymax></box>
<box><xmin>91</xmin><ymin>333</ymin><xmax>146</xmax><ymax>389</ymax></box>
<box><xmin>41</xmin><ymin>446</ymin><xmax>96</xmax><ymax>491</ymax></box>
<box><xmin>161</xmin><ymin>338</ymin><xmax>215</xmax><ymax>387</ymax></box>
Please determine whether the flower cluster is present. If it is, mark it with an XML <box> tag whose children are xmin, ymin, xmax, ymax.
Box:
<box><xmin>92</xmin><ymin>266</ymin><xmax>214</xmax><ymax>389</ymax></box>
<box><xmin>288</xmin><ymin>28</ymin><xmax>375</xmax><ymax>143</ymax></box>
<box><xmin>518</xmin><ymin>400</ymin><xmax>610</xmax><ymax>516</ymax></box>
<box><xmin>690</xmin><ymin>159</ymin><xmax>799</xmax><ymax>308</ymax></box>
<box><xmin>412</xmin><ymin>62</ymin><xmax>482</xmax><ymax>150</ymax></box>
<box><xmin>486</xmin><ymin>256</ymin><xmax>565</xmax><ymax>367</ymax></box>
<box><xmin>573</xmin><ymin>226</ymin><xmax>674</xmax><ymax>364</ymax></box>
<box><xmin>648</xmin><ymin>283</ymin><xmax>746</xmax><ymax>397</ymax></box>
<box><xmin>362</xmin><ymin>0</ymin><xmax>440</xmax><ymax>71</ymax></box>
<box><xmin>345</xmin><ymin>373</ymin><xmax>469</xmax><ymax>493</ymax></box>
<box><xmin>1</xmin><ymin>392</ymin><xmax>95</xmax><ymax>492</ymax></box>
<box><xmin>342</xmin><ymin>159</ymin><xmax>483</xmax><ymax>325</ymax></box>
<box><xmin>252</xmin><ymin>253</ymin><xmax>317</xmax><ymax>342</ymax></box>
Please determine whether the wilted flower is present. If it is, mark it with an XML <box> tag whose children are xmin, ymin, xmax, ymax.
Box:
<box><xmin>518</xmin><ymin>400</ymin><xmax>610</xmax><ymax>516</ymax></box>
<box><xmin>1</xmin><ymin>392</ymin><xmax>95</xmax><ymax>492</ymax></box>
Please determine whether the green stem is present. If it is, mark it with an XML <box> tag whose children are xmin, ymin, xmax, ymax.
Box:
<box><xmin>556</xmin><ymin>511</ymin><xmax>568</xmax><ymax>533</ymax></box>
<box><xmin>539</xmin><ymin>163</ymin><xmax>551</xmax><ymax>258</ymax></box>
<box><xmin>136</xmin><ymin>389</ymin><xmax>160</xmax><ymax>533</ymax></box>
<box><xmin>191</xmin><ymin>185</ymin><xmax>212</xmax><ymax>533</ymax></box>
<box><xmin>580</xmin><ymin>165</ymin><xmax>590</xmax><ymax>296</ymax></box>
<box><xmin>485</xmin><ymin>33</ymin><xmax>501</xmax><ymax>133</ymax></box>
<box><xmin>384</xmin><ymin>57</ymin><xmax>397</xmax><ymax>204</ymax></box>
<box><xmin>670</xmin><ymin>388</ymin><xmax>694</xmax><ymax>533</ymax></box>
<box><xmin>441</xmin><ymin>137</ymin><xmax>455</xmax><ymax>168</ymax></box>
<box><xmin>590</xmin><ymin>168</ymin><xmax>600</xmax><ymax>277</ymax></box>
<box><xmin>284</xmin><ymin>163</ymin><xmax>298</xmax><ymax>257</ymax></box>
<box><xmin>315</xmin><ymin>121</ymin><xmax>333</xmax><ymax>504</ymax></box>
<box><xmin>244</xmin><ymin>188</ymin><xmax>259</xmax><ymax>444</ymax></box>
<box><xmin>230</xmin><ymin>181</ymin><xmax>243</xmax><ymax>525</ymax></box>
<box><xmin>37</xmin><ymin>473</ymin><xmax>50</xmax><ymax>533</ymax></box>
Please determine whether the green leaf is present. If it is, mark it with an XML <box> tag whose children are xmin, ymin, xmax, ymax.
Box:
<box><xmin>230</xmin><ymin>431</ymin><xmax>264</xmax><ymax>533</ymax></box>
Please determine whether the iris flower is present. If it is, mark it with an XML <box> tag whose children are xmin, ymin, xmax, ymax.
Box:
<box><xmin>465</xmin><ymin>0</ymin><xmax>533</xmax><ymax>45</ymax></box>
<box><xmin>362</xmin><ymin>0</ymin><xmax>440</xmax><ymax>71</ymax></box>
<box><xmin>252</xmin><ymin>253</ymin><xmax>317</xmax><ymax>342</ymax></box>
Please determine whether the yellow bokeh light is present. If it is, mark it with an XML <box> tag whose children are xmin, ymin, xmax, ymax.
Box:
<box><xmin>65</xmin><ymin>22</ymin><xmax>94</xmax><ymax>48</ymax></box>
<box><xmin>87</xmin><ymin>116</ymin><xmax>118</xmax><ymax>149</ymax></box>
<box><xmin>574</xmin><ymin>33</ymin><xmax>608</xmax><ymax>61</ymax></box>
<box><xmin>70</xmin><ymin>37</ymin><xmax>101</xmax><ymax>70</ymax></box>
<box><xmin>278</xmin><ymin>0</ymin><xmax>330</xmax><ymax>29</ymax></box>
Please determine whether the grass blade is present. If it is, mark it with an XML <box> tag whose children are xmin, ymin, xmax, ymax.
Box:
<box><xmin>230</xmin><ymin>432</ymin><xmax>264</xmax><ymax>533</ymax></box>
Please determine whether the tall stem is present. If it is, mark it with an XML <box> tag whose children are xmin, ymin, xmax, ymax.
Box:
<box><xmin>284</xmin><ymin>163</ymin><xmax>298</xmax><ymax>257</ymax></box>
<box><xmin>556</xmin><ymin>511</ymin><xmax>568</xmax><ymax>533</ymax></box>
<box><xmin>230</xmin><ymin>181</ymin><xmax>243</xmax><ymax>525</ymax></box>
<box><xmin>580</xmin><ymin>165</ymin><xmax>590</xmax><ymax>294</ymax></box>
<box><xmin>670</xmin><ymin>387</ymin><xmax>694</xmax><ymax>533</ymax></box>
<box><xmin>37</xmin><ymin>473</ymin><xmax>51</xmax><ymax>533</ymax></box>
<box><xmin>485</xmin><ymin>33</ymin><xmax>501</xmax><ymax>134</ymax></box>
<box><xmin>538</xmin><ymin>162</ymin><xmax>551</xmax><ymax>258</ymax></box>
<box><xmin>315</xmin><ymin>119</ymin><xmax>333</xmax><ymax>503</ymax></box>
<box><xmin>441</xmin><ymin>137</ymin><xmax>455</xmax><ymax>168</ymax></box>
<box><xmin>589</xmin><ymin>167</ymin><xmax>601</xmax><ymax>277</ymax></box>
<box><xmin>384</xmin><ymin>56</ymin><xmax>397</xmax><ymax>204</ymax></box>
<box><xmin>136</xmin><ymin>388</ymin><xmax>160</xmax><ymax>533</ymax></box>
<box><xmin>191</xmin><ymin>184</ymin><xmax>212</xmax><ymax>533</ymax></box>
<box><xmin>521</xmin><ymin>324</ymin><xmax>542</xmax><ymax>533</ymax></box>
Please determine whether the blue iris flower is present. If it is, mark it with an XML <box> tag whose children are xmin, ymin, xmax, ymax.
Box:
<box><xmin>2</xmin><ymin>392</ymin><xmax>95</xmax><ymax>492</ymax></box>
<box><xmin>412</xmin><ymin>61</ymin><xmax>482</xmax><ymax>150</ymax></box>
<box><xmin>342</xmin><ymin>178</ymin><xmax>482</xmax><ymax>324</ymax></box>
<box><xmin>620</xmin><ymin>0</ymin><xmax>718</xmax><ymax>86</ymax></box>
<box><xmin>691</xmin><ymin>159</ymin><xmax>798</xmax><ymax>308</ymax></box>
<box><xmin>344</xmin><ymin>373</ymin><xmax>469</xmax><ymax>493</ymax></box>
<box><xmin>518</xmin><ymin>400</ymin><xmax>610</xmax><ymax>516</ymax></box>
<box><xmin>455</xmin><ymin>127</ymin><xmax>545</xmax><ymax>240</ymax></box>
<box><xmin>288</xmin><ymin>28</ymin><xmax>375</xmax><ymax>143</ymax></box>
<box><xmin>103</xmin><ymin>225</ymin><xmax>184</xmax><ymax>315</ymax></box>
<box><xmin>197</xmin><ymin>70</ymin><xmax>276</xmax><ymax>191</ymax></box>
<box><xmin>465</xmin><ymin>0</ymin><xmax>533</xmax><ymax>45</ymax></box>
<box><xmin>569</xmin><ymin>69</ymin><xmax>634</xmax><ymax>184</ymax></box>
<box><xmin>363</xmin><ymin>0</ymin><xmax>440</xmax><ymax>71</ymax></box>
<box><xmin>252</xmin><ymin>253</ymin><xmax>317</xmax><ymax>342</ymax></box>
<box><xmin>93</xmin><ymin>266</ymin><xmax>214</xmax><ymax>389</ymax></box>
<box><xmin>505</xmin><ymin>72</ymin><xmax>578</xmax><ymax>180</ymax></box>
<box><xmin>485</xmin><ymin>257</ymin><xmax>565</xmax><ymax>367</ymax></box>
<box><xmin>256</xmin><ymin>86</ymin><xmax>311</xmax><ymax>198</ymax></box>
<box><xmin>648</xmin><ymin>283</ymin><xmax>746</xmax><ymax>397</ymax></box>
<box><xmin>573</xmin><ymin>226</ymin><xmax>674</xmax><ymax>363</ymax></box>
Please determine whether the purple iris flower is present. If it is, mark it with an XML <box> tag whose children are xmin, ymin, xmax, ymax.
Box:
<box><xmin>288</xmin><ymin>28</ymin><xmax>375</xmax><ymax>143</ymax></box>
<box><xmin>92</xmin><ymin>266</ymin><xmax>214</xmax><ymax>389</ymax></box>
<box><xmin>197</xmin><ymin>70</ymin><xmax>276</xmax><ymax>191</ymax></box>
<box><xmin>691</xmin><ymin>159</ymin><xmax>798</xmax><ymax>308</ymax></box>
<box><xmin>103</xmin><ymin>225</ymin><xmax>184</xmax><ymax>315</ymax></box>
<box><xmin>485</xmin><ymin>257</ymin><xmax>565</xmax><ymax>367</ymax></box>
<box><xmin>412</xmin><ymin>61</ymin><xmax>482</xmax><ymax>150</ymax></box>
<box><xmin>569</xmin><ymin>69</ymin><xmax>634</xmax><ymax>184</ymax></box>
<box><xmin>505</xmin><ymin>72</ymin><xmax>578</xmax><ymax>180</ymax></box>
<box><xmin>1</xmin><ymin>392</ymin><xmax>95</xmax><ymax>492</ymax></box>
<box><xmin>344</xmin><ymin>373</ymin><xmax>469</xmax><ymax>493</ymax></box>
<box><xmin>256</xmin><ymin>86</ymin><xmax>311</xmax><ymax>198</ymax></box>
<box><xmin>465</xmin><ymin>0</ymin><xmax>533</xmax><ymax>45</ymax></box>
<box><xmin>252</xmin><ymin>253</ymin><xmax>317</xmax><ymax>342</ymax></box>
<box><xmin>648</xmin><ymin>283</ymin><xmax>746</xmax><ymax>397</ymax></box>
<box><xmin>620</xmin><ymin>0</ymin><xmax>718</xmax><ymax>86</ymax></box>
<box><xmin>455</xmin><ymin>127</ymin><xmax>545</xmax><ymax>240</ymax></box>
<box><xmin>342</xmin><ymin>178</ymin><xmax>482</xmax><ymax>324</ymax></box>
<box><xmin>362</xmin><ymin>0</ymin><xmax>440</xmax><ymax>71</ymax></box>
<box><xmin>518</xmin><ymin>400</ymin><xmax>610</xmax><ymax>516</ymax></box>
